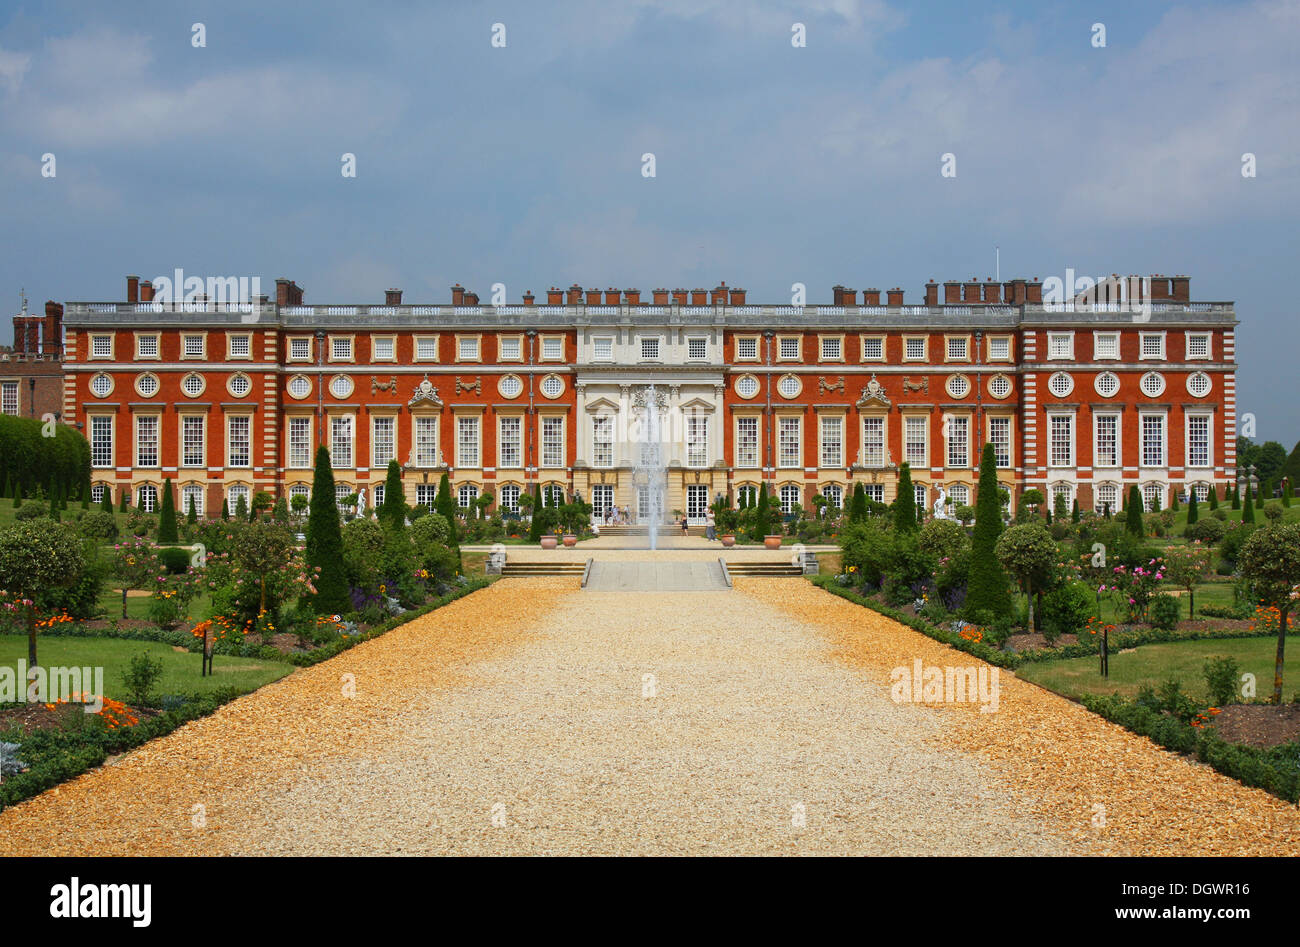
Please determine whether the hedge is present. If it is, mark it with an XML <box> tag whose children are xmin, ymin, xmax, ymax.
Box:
<box><xmin>0</xmin><ymin>414</ymin><xmax>91</xmax><ymax>502</ymax></box>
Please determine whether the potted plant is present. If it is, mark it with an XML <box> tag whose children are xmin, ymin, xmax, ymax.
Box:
<box><xmin>720</xmin><ymin>534</ymin><xmax>736</xmax><ymax>548</ymax></box>
<box><xmin>540</xmin><ymin>534</ymin><xmax>559</xmax><ymax>550</ymax></box>
<box><xmin>764</xmin><ymin>534</ymin><xmax>783</xmax><ymax>549</ymax></box>
<box><xmin>562</xmin><ymin>533</ymin><xmax>578</xmax><ymax>547</ymax></box>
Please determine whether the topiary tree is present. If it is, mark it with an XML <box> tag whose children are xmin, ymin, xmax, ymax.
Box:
<box><xmin>1126</xmin><ymin>485</ymin><xmax>1144</xmax><ymax>536</ymax></box>
<box><xmin>994</xmin><ymin>523</ymin><xmax>1057</xmax><ymax>632</ymax></box>
<box><xmin>119</xmin><ymin>489</ymin><xmax>128</xmax><ymax>513</ymax></box>
<box><xmin>1239</xmin><ymin>523</ymin><xmax>1300</xmax><ymax>703</ymax></box>
<box><xmin>1165</xmin><ymin>544</ymin><xmax>1212</xmax><ymax>618</ymax></box>
<box><xmin>850</xmin><ymin>482</ymin><xmax>867</xmax><ymax>523</ymax></box>
<box><xmin>221</xmin><ymin>498</ymin><xmax>230</xmax><ymax>521</ymax></box>
<box><xmin>1208</xmin><ymin>485</ymin><xmax>1219</xmax><ymax>510</ymax></box>
<box><xmin>235</xmin><ymin>492</ymin><xmax>249</xmax><ymax>521</ymax></box>
<box><xmin>101</xmin><ymin>486</ymin><xmax>114</xmax><ymax>514</ymax></box>
<box><xmin>157</xmin><ymin>478</ymin><xmax>178</xmax><ymax>544</ymax></box>
<box><xmin>1231</xmin><ymin>483</ymin><xmax>1240</xmax><ymax>510</ymax></box>
<box><xmin>1071</xmin><ymin>498</ymin><xmax>1080</xmax><ymax>524</ymax></box>
<box><xmin>894</xmin><ymin>464</ymin><xmax>918</xmax><ymax>534</ymax></box>
<box><xmin>527</xmin><ymin>482</ymin><xmax>544</xmax><ymax>542</ymax></box>
<box><xmin>380</xmin><ymin>460</ymin><xmax>406</xmax><ymax>527</ymax></box>
<box><xmin>751</xmin><ymin>483</ymin><xmax>774</xmax><ymax>541</ymax></box>
<box><xmin>272</xmin><ymin>495</ymin><xmax>290</xmax><ymax>524</ymax></box>
<box><xmin>1258</xmin><ymin>479</ymin><xmax>1269</xmax><ymax>509</ymax></box>
<box><xmin>965</xmin><ymin>444</ymin><xmax>1012</xmax><ymax>620</ymax></box>
<box><xmin>305</xmin><ymin>446</ymin><xmax>350</xmax><ymax>614</ymax></box>
<box><xmin>186</xmin><ymin>494</ymin><xmax>199</xmax><ymax>525</ymax></box>
<box><xmin>1242</xmin><ymin>482</ymin><xmax>1256</xmax><ymax>524</ymax></box>
<box><xmin>0</xmin><ymin>520</ymin><xmax>86</xmax><ymax>665</ymax></box>
<box><xmin>1187</xmin><ymin>490</ymin><xmax>1199</xmax><ymax>525</ymax></box>
<box><xmin>436</xmin><ymin>473</ymin><xmax>459</xmax><ymax>543</ymax></box>
<box><xmin>1053</xmin><ymin>491</ymin><xmax>1069</xmax><ymax>523</ymax></box>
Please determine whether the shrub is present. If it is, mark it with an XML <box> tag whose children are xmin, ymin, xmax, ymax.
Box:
<box><xmin>1264</xmin><ymin>505</ymin><xmax>1284</xmax><ymax>521</ymax></box>
<box><xmin>1203</xmin><ymin>655</ymin><xmax>1241</xmax><ymax>706</ymax></box>
<box><xmin>342</xmin><ymin>518</ymin><xmax>385</xmax><ymax>591</ymax></box>
<box><xmin>121</xmin><ymin>651</ymin><xmax>164</xmax><ymax>707</ymax></box>
<box><xmin>1050</xmin><ymin>521</ymin><xmax>1071</xmax><ymax>540</ymax></box>
<box><xmin>1212</xmin><ymin>509</ymin><xmax>1228</xmax><ymax>521</ymax></box>
<box><xmin>1198</xmin><ymin>603</ymin><xmax>1242</xmax><ymax>620</ymax></box>
<box><xmin>1147</xmin><ymin>593</ymin><xmax>1181</xmax><ymax>631</ymax></box>
<box><xmin>78</xmin><ymin>510</ymin><xmax>119</xmax><ymax>541</ymax></box>
<box><xmin>918</xmin><ymin>519</ymin><xmax>967</xmax><ymax>561</ymax></box>
<box><xmin>839</xmin><ymin>519</ymin><xmax>893</xmax><ymax>588</ymax></box>
<box><xmin>1219</xmin><ymin>523</ymin><xmax>1257</xmax><ymax>567</ymax></box>
<box><xmin>13</xmin><ymin>505</ymin><xmax>46</xmax><ymax>521</ymax></box>
<box><xmin>1184</xmin><ymin>518</ymin><xmax>1226</xmax><ymax>543</ymax></box>
<box><xmin>1041</xmin><ymin>582</ymin><xmax>1095</xmax><ymax>643</ymax></box>
<box><xmin>158</xmin><ymin>546</ymin><xmax>191</xmax><ymax>575</ymax></box>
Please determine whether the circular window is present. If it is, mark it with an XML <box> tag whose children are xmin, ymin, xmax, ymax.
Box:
<box><xmin>777</xmin><ymin>374</ymin><xmax>802</xmax><ymax>399</ymax></box>
<box><xmin>1094</xmin><ymin>372</ymin><xmax>1120</xmax><ymax>398</ymax></box>
<box><xmin>181</xmin><ymin>373</ymin><xmax>205</xmax><ymax>397</ymax></box>
<box><xmin>1047</xmin><ymin>372</ymin><xmax>1074</xmax><ymax>398</ymax></box>
<box><xmin>1186</xmin><ymin>372</ymin><xmax>1212</xmax><ymax>398</ymax></box>
<box><xmin>540</xmin><ymin>374</ymin><xmax>564</xmax><ymax>399</ymax></box>
<box><xmin>735</xmin><ymin>375</ymin><xmax>759</xmax><ymax>399</ymax></box>
<box><xmin>90</xmin><ymin>373</ymin><xmax>114</xmax><ymax>397</ymax></box>
<box><xmin>228</xmin><ymin>373</ymin><xmax>252</xmax><ymax>398</ymax></box>
<box><xmin>987</xmin><ymin>374</ymin><xmax>1011</xmax><ymax>399</ymax></box>
<box><xmin>329</xmin><ymin>375</ymin><xmax>354</xmax><ymax>399</ymax></box>
<box><xmin>499</xmin><ymin>375</ymin><xmax>523</xmax><ymax>399</ymax></box>
<box><xmin>287</xmin><ymin>375</ymin><xmax>311</xmax><ymax>400</ymax></box>
<box><xmin>946</xmin><ymin>374</ymin><xmax>970</xmax><ymax>399</ymax></box>
<box><xmin>135</xmin><ymin>373</ymin><xmax>160</xmax><ymax>397</ymax></box>
<box><xmin>1139</xmin><ymin>372</ymin><xmax>1166</xmax><ymax>398</ymax></box>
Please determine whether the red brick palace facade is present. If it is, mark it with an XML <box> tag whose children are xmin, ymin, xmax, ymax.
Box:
<box><xmin>58</xmin><ymin>274</ymin><xmax>1237</xmax><ymax>523</ymax></box>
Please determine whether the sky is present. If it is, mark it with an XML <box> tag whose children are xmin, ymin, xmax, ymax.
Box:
<box><xmin>1</xmin><ymin>0</ymin><xmax>1296</xmax><ymax>440</ymax></box>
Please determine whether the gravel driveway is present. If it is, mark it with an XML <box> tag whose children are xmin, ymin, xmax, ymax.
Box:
<box><xmin>2</xmin><ymin>578</ymin><xmax>1294</xmax><ymax>855</ymax></box>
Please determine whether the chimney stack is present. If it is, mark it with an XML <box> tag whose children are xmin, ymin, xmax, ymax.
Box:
<box><xmin>277</xmin><ymin>279</ymin><xmax>292</xmax><ymax>306</ymax></box>
<box><xmin>585</xmin><ymin>287</ymin><xmax>601</xmax><ymax>305</ymax></box>
<box><xmin>710</xmin><ymin>283</ymin><xmax>729</xmax><ymax>305</ymax></box>
<box><xmin>924</xmin><ymin>281</ymin><xmax>938</xmax><ymax>306</ymax></box>
<box><xmin>523</xmin><ymin>290</ymin><xmax>535</xmax><ymax>306</ymax></box>
<box><xmin>464</xmin><ymin>291</ymin><xmax>479</xmax><ymax>305</ymax></box>
<box><xmin>672</xmin><ymin>288</ymin><xmax>688</xmax><ymax>305</ymax></box>
<box><xmin>451</xmin><ymin>284</ymin><xmax>465</xmax><ymax>306</ymax></box>
<box><xmin>982</xmin><ymin>279</ymin><xmax>1001</xmax><ymax>304</ymax></box>
<box><xmin>886</xmin><ymin>287</ymin><xmax>904</xmax><ymax>307</ymax></box>
<box><xmin>567</xmin><ymin>283</ymin><xmax>582</xmax><ymax>304</ymax></box>
<box><xmin>1004</xmin><ymin>279</ymin><xmax>1026</xmax><ymax>305</ymax></box>
<box><xmin>963</xmin><ymin>279</ymin><xmax>981</xmax><ymax>303</ymax></box>
<box><xmin>547</xmin><ymin>287</ymin><xmax>563</xmax><ymax>305</ymax></box>
<box><xmin>140</xmin><ymin>280</ymin><xmax>154</xmax><ymax>302</ymax></box>
<box><xmin>863</xmin><ymin>288</ymin><xmax>881</xmax><ymax>306</ymax></box>
<box><xmin>126</xmin><ymin>275</ymin><xmax>139</xmax><ymax>303</ymax></box>
<box><xmin>653</xmin><ymin>288</ymin><xmax>669</xmax><ymax>305</ymax></box>
<box><xmin>690</xmin><ymin>288</ymin><xmax>707</xmax><ymax>306</ymax></box>
<box><xmin>1170</xmin><ymin>275</ymin><xmax>1190</xmax><ymax>301</ymax></box>
<box><xmin>605</xmin><ymin>287</ymin><xmax>620</xmax><ymax>305</ymax></box>
<box><xmin>729</xmin><ymin>287</ymin><xmax>746</xmax><ymax>305</ymax></box>
<box><xmin>944</xmin><ymin>280</ymin><xmax>961</xmax><ymax>304</ymax></box>
<box><xmin>44</xmin><ymin>301</ymin><xmax>63</xmax><ymax>356</ymax></box>
<box><xmin>1026</xmin><ymin>278</ymin><xmax>1043</xmax><ymax>304</ymax></box>
<box><xmin>385</xmin><ymin>288</ymin><xmax>403</xmax><ymax>306</ymax></box>
<box><xmin>625</xmin><ymin>288</ymin><xmax>641</xmax><ymax>305</ymax></box>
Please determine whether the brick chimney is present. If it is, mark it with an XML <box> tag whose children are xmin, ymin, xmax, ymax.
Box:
<box><xmin>277</xmin><ymin>279</ymin><xmax>293</xmax><ymax>306</ymax></box>
<box><xmin>924</xmin><ymin>281</ymin><xmax>939</xmax><ymax>306</ymax></box>
<box><xmin>711</xmin><ymin>283</ymin><xmax>728</xmax><ymax>305</ymax></box>
<box><xmin>605</xmin><ymin>287</ymin><xmax>620</xmax><ymax>305</ymax></box>
<box><xmin>451</xmin><ymin>284</ymin><xmax>465</xmax><ymax>306</ymax></box>
<box><xmin>523</xmin><ymin>291</ymin><xmax>535</xmax><ymax>306</ymax></box>
<box><xmin>863</xmin><ymin>288</ymin><xmax>881</xmax><ymax>306</ymax></box>
<box><xmin>982</xmin><ymin>279</ymin><xmax>1001</xmax><ymax>304</ymax></box>
<box><xmin>963</xmin><ymin>279</ymin><xmax>981</xmax><ymax>303</ymax></box>
<box><xmin>729</xmin><ymin>287</ymin><xmax>746</xmax><ymax>305</ymax></box>
<box><xmin>464</xmin><ymin>291</ymin><xmax>479</xmax><ymax>305</ymax></box>
<box><xmin>1170</xmin><ymin>275</ymin><xmax>1190</xmax><ymax>301</ymax></box>
<box><xmin>672</xmin><ymin>288</ymin><xmax>688</xmax><ymax>305</ymax></box>
<box><xmin>1004</xmin><ymin>279</ymin><xmax>1026</xmax><ymax>305</ymax></box>
<box><xmin>653</xmin><ymin>288</ymin><xmax>669</xmax><ymax>305</ymax></box>
<box><xmin>1025</xmin><ymin>278</ymin><xmax>1043</xmax><ymax>304</ymax></box>
<box><xmin>385</xmin><ymin>288</ymin><xmax>403</xmax><ymax>306</ymax></box>
<box><xmin>43</xmin><ymin>301</ymin><xmax>63</xmax><ymax>356</ymax></box>
<box><xmin>126</xmin><ymin>275</ymin><xmax>139</xmax><ymax>303</ymax></box>
<box><xmin>140</xmin><ymin>280</ymin><xmax>154</xmax><ymax>302</ymax></box>
<box><xmin>567</xmin><ymin>284</ymin><xmax>583</xmax><ymax>304</ymax></box>
<box><xmin>886</xmin><ymin>287</ymin><xmax>904</xmax><ymax>307</ymax></box>
<box><xmin>585</xmin><ymin>287</ymin><xmax>601</xmax><ymax>305</ymax></box>
<box><xmin>1148</xmin><ymin>275</ymin><xmax>1170</xmax><ymax>300</ymax></box>
<box><xmin>944</xmin><ymin>281</ymin><xmax>961</xmax><ymax>304</ymax></box>
<box><xmin>625</xmin><ymin>289</ymin><xmax>641</xmax><ymax>305</ymax></box>
<box><xmin>547</xmin><ymin>287</ymin><xmax>563</xmax><ymax>305</ymax></box>
<box><xmin>690</xmin><ymin>288</ymin><xmax>707</xmax><ymax>306</ymax></box>
<box><xmin>289</xmin><ymin>282</ymin><xmax>303</xmax><ymax>305</ymax></box>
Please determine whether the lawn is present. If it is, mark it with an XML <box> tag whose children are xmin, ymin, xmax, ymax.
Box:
<box><xmin>0</xmin><ymin>635</ymin><xmax>293</xmax><ymax>703</ymax></box>
<box><xmin>1016</xmin><ymin>636</ymin><xmax>1300</xmax><ymax>703</ymax></box>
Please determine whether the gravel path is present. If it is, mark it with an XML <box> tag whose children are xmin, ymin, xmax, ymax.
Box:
<box><xmin>3</xmin><ymin>578</ymin><xmax>1293</xmax><ymax>855</ymax></box>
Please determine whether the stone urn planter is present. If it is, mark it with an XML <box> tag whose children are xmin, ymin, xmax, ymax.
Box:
<box><xmin>763</xmin><ymin>535</ymin><xmax>783</xmax><ymax>550</ymax></box>
<box><xmin>562</xmin><ymin>534</ymin><xmax>578</xmax><ymax>547</ymax></box>
<box><xmin>540</xmin><ymin>536</ymin><xmax>558</xmax><ymax>550</ymax></box>
<box><xmin>720</xmin><ymin>534</ymin><xmax>736</xmax><ymax>548</ymax></box>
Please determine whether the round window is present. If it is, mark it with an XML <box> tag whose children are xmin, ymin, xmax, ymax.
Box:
<box><xmin>181</xmin><ymin>373</ymin><xmax>205</xmax><ymax>397</ymax></box>
<box><xmin>987</xmin><ymin>374</ymin><xmax>1011</xmax><ymax>399</ymax></box>
<box><xmin>90</xmin><ymin>374</ymin><xmax>113</xmax><ymax>397</ymax></box>
<box><xmin>228</xmin><ymin>374</ymin><xmax>252</xmax><ymax>398</ymax></box>
<box><xmin>329</xmin><ymin>375</ymin><xmax>354</xmax><ymax>399</ymax></box>
<box><xmin>1094</xmin><ymin>372</ymin><xmax>1120</xmax><ymax>398</ymax></box>
<box><xmin>946</xmin><ymin>374</ymin><xmax>970</xmax><ymax>399</ymax></box>
<box><xmin>540</xmin><ymin>375</ymin><xmax>564</xmax><ymax>398</ymax></box>
<box><xmin>777</xmin><ymin>375</ymin><xmax>801</xmax><ymax>399</ymax></box>
<box><xmin>499</xmin><ymin>375</ymin><xmax>523</xmax><ymax>399</ymax></box>
<box><xmin>1047</xmin><ymin>372</ymin><xmax>1074</xmax><ymax>398</ymax></box>
<box><xmin>1139</xmin><ymin>372</ymin><xmax>1166</xmax><ymax>398</ymax></box>
<box><xmin>287</xmin><ymin>375</ymin><xmax>311</xmax><ymax>399</ymax></box>
<box><xmin>735</xmin><ymin>375</ymin><xmax>759</xmax><ymax>399</ymax></box>
<box><xmin>135</xmin><ymin>373</ymin><xmax>159</xmax><ymax>397</ymax></box>
<box><xmin>1186</xmin><ymin>372</ymin><xmax>1211</xmax><ymax>398</ymax></box>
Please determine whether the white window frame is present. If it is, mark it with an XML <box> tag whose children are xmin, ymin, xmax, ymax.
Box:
<box><xmin>498</xmin><ymin>415</ymin><xmax>523</xmax><ymax>469</ymax></box>
<box><xmin>1048</xmin><ymin>413</ymin><xmax>1075</xmax><ymax>468</ymax></box>
<box><xmin>456</xmin><ymin>415</ymin><xmax>481</xmax><ymax>468</ymax></box>
<box><xmin>1140</xmin><ymin>413</ymin><xmax>1167</xmax><ymax>468</ymax></box>
<box><xmin>371</xmin><ymin>415</ymin><xmax>397</xmax><ymax>468</ymax></box>
<box><xmin>1047</xmin><ymin>332</ymin><xmax>1074</xmax><ymax>360</ymax></box>
<box><xmin>541</xmin><ymin>416</ymin><xmax>565</xmax><ymax>468</ymax></box>
<box><xmin>1139</xmin><ymin>331</ymin><xmax>1166</xmax><ymax>361</ymax></box>
<box><xmin>735</xmin><ymin>416</ymin><xmax>759</xmax><ymax>468</ymax></box>
<box><xmin>777</xmin><ymin>416</ymin><xmax>801</xmax><ymax>468</ymax></box>
<box><xmin>1093</xmin><ymin>331</ymin><xmax>1120</xmax><ymax>360</ymax></box>
<box><xmin>1185</xmin><ymin>332</ymin><xmax>1211</xmax><ymax>360</ymax></box>
<box><xmin>1093</xmin><ymin>413</ymin><xmax>1121</xmax><ymax>469</ymax></box>
<box><xmin>820</xmin><ymin>416</ymin><xmax>844</xmax><ymax>469</ymax></box>
<box><xmin>1186</xmin><ymin>413</ymin><xmax>1212</xmax><ymax>469</ymax></box>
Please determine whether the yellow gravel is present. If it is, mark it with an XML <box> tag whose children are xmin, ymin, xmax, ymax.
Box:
<box><xmin>2</xmin><ymin>576</ymin><xmax>1294</xmax><ymax>855</ymax></box>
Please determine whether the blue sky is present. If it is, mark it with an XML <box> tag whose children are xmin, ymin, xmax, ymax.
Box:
<box><xmin>1</xmin><ymin>0</ymin><xmax>1296</xmax><ymax>441</ymax></box>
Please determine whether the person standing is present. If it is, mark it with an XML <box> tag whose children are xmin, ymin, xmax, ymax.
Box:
<box><xmin>681</xmin><ymin>514</ymin><xmax>689</xmax><ymax>536</ymax></box>
<box><xmin>705</xmin><ymin>508</ymin><xmax>716</xmax><ymax>541</ymax></box>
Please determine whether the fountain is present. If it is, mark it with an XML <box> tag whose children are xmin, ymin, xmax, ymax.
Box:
<box><xmin>634</xmin><ymin>385</ymin><xmax>667</xmax><ymax>550</ymax></box>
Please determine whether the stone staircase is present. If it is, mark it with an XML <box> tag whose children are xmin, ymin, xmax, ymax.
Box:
<box><xmin>724</xmin><ymin>561</ymin><xmax>803</xmax><ymax>577</ymax></box>
<box><xmin>500</xmin><ymin>560</ymin><xmax>588</xmax><ymax>578</ymax></box>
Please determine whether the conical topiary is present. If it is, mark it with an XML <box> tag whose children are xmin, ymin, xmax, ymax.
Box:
<box><xmin>894</xmin><ymin>464</ymin><xmax>918</xmax><ymax>534</ymax></box>
<box><xmin>1126</xmin><ymin>485</ymin><xmax>1144</xmax><ymax>536</ymax></box>
<box><xmin>965</xmin><ymin>444</ymin><xmax>1011</xmax><ymax>619</ymax></box>
<box><xmin>305</xmin><ymin>445</ymin><xmax>351</xmax><ymax>614</ymax></box>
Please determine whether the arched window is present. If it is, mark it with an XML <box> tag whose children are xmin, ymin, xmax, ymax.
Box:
<box><xmin>458</xmin><ymin>483</ymin><xmax>479</xmax><ymax>508</ymax></box>
<box><xmin>822</xmin><ymin>484</ymin><xmax>843</xmax><ymax>509</ymax></box>
<box><xmin>780</xmin><ymin>484</ymin><xmax>802</xmax><ymax>514</ymax></box>
<box><xmin>138</xmin><ymin>484</ymin><xmax>158</xmax><ymax>513</ymax></box>
<box><xmin>500</xmin><ymin>484</ymin><xmax>521</xmax><ymax>515</ymax></box>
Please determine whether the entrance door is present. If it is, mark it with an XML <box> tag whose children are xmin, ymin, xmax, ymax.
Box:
<box><xmin>686</xmin><ymin>484</ymin><xmax>709</xmax><ymax>524</ymax></box>
<box><xmin>592</xmin><ymin>484</ymin><xmax>614</xmax><ymax>521</ymax></box>
<box><xmin>637</xmin><ymin>486</ymin><xmax>652</xmax><ymax>523</ymax></box>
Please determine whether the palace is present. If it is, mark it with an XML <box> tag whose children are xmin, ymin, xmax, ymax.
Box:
<box><xmin>57</xmin><ymin>273</ymin><xmax>1237</xmax><ymax>523</ymax></box>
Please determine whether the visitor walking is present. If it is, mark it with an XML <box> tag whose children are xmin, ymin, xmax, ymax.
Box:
<box><xmin>705</xmin><ymin>508</ymin><xmax>716</xmax><ymax>541</ymax></box>
<box><xmin>681</xmin><ymin>515</ymin><xmax>689</xmax><ymax>536</ymax></box>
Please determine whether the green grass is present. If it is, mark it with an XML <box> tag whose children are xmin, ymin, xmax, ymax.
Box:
<box><xmin>1016</xmin><ymin>636</ymin><xmax>1299</xmax><ymax>702</ymax></box>
<box><xmin>0</xmin><ymin>635</ymin><xmax>292</xmax><ymax>703</ymax></box>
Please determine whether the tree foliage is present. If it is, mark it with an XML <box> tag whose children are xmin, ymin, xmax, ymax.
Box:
<box><xmin>305</xmin><ymin>446</ymin><xmax>350</xmax><ymax>614</ymax></box>
<box><xmin>1239</xmin><ymin>523</ymin><xmax>1300</xmax><ymax>703</ymax></box>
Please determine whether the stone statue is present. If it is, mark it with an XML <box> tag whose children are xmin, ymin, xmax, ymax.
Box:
<box><xmin>356</xmin><ymin>487</ymin><xmax>367</xmax><ymax>516</ymax></box>
<box><xmin>932</xmin><ymin>486</ymin><xmax>949</xmax><ymax>520</ymax></box>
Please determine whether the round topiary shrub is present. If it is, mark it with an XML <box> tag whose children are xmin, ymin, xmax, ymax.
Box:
<box><xmin>158</xmin><ymin>545</ymin><xmax>191</xmax><ymax>574</ymax></box>
<box><xmin>14</xmin><ymin>505</ymin><xmax>47</xmax><ymax>521</ymax></box>
<box><xmin>1041</xmin><ymin>581</ymin><xmax>1095</xmax><ymax>643</ymax></box>
<box><xmin>1148</xmin><ymin>593</ymin><xmax>1182</xmax><ymax>631</ymax></box>
<box><xmin>77</xmin><ymin>510</ymin><xmax>119</xmax><ymax>541</ymax></box>
<box><xmin>1264</xmin><ymin>505</ymin><xmax>1284</xmax><ymax>521</ymax></box>
<box><xmin>1184</xmin><ymin>518</ymin><xmax>1226</xmax><ymax>543</ymax></box>
<box><xmin>1212</xmin><ymin>509</ymin><xmax>1228</xmax><ymax>521</ymax></box>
